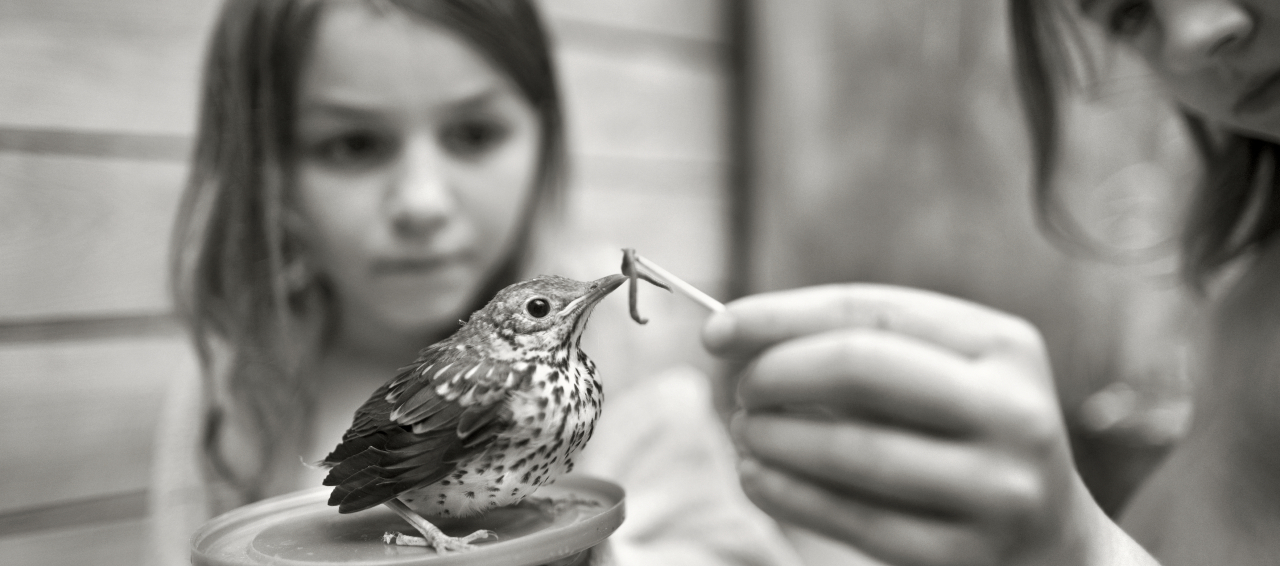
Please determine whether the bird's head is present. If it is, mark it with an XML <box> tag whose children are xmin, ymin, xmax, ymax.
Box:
<box><xmin>463</xmin><ymin>274</ymin><xmax>627</xmax><ymax>355</ymax></box>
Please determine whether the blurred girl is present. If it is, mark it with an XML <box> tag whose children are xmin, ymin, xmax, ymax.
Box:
<box><xmin>1014</xmin><ymin>1</ymin><xmax>1280</xmax><ymax>564</ymax></box>
<box><xmin>708</xmin><ymin>1</ymin><xmax>1279</xmax><ymax>565</ymax></box>
<box><xmin>149</xmin><ymin>1</ymin><xmax>800</xmax><ymax>565</ymax></box>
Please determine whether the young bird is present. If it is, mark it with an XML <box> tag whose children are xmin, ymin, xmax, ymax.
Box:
<box><xmin>321</xmin><ymin>274</ymin><xmax>627</xmax><ymax>552</ymax></box>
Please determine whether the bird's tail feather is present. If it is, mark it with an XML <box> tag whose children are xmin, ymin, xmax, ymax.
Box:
<box><xmin>324</xmin><ymin>428</ymin><xmax>463</xmax><ymax>513</ymax></box>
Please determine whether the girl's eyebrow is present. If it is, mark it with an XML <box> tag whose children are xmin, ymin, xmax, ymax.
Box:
<box><xmin>301</xmin><ymin>85</ymin><xmax>506</xmax><ymax>117</ymax></box>
<box><xmin>445</xmin><ymin>86</ymin><xmax>504</xmax><ymax>111</ymax></box>
<box><xmin>299</xmin><ymin>101</ymin><xmax>380</xmax><ymax>119</ymax></box>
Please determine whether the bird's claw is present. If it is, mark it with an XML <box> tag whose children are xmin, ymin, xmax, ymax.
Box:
<box><xmin>383</xmin><ymin>529</ymin><xmax>497</xmax><ymax>552</ymax></box>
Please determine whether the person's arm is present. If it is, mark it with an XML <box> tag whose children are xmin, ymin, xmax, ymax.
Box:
<box><xmin>704</xmin><ymin>284</ymin><xmax>1161</xmax><ymax>566</ymax></box>
<box><xmin>145</xmin><ymin>353</ymin><xmax>213</xmax><ymax>566</ymax></box>
<box><xmin>1118</xmin><ymin>246</ymin><xmax>1280</xmax><ymax>565</ymax></box>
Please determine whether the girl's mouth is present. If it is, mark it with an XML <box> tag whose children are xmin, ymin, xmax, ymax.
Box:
<box><xmin>1234</xmin><ymin>71</ymin><xmax>1280</xmax><ymax>117</ymax></box>
<box><xmin>372</xmin><ymin>253</ymin><xmax>469</xmax><ymax>275</ymax></box>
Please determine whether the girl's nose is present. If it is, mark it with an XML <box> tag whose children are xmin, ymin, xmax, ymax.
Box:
<box><xmin>388</xmin><ymin>136</ymin><xmax>453</xmax><ymax>238</ymax></box>
<box><xmin>1163</xmin><ymin>0</ymin><xmax>1254</xmax><ymax>73</ymax></box>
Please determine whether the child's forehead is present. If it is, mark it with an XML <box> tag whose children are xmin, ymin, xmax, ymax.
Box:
<box><xmin>300</xmin><ymin>2</ymin><xmax>517</xmax><ymax>110</ymax></box>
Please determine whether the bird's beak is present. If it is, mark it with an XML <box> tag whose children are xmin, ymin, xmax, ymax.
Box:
<box><xmin>585</xmin><ymin>274</ymin><xmax>627</xmax><ymax>304</ymax></box>
<box><xmin>560</xmin><ymin>274</ymin><xmax>627</xmax><ymax>322</ymax></box>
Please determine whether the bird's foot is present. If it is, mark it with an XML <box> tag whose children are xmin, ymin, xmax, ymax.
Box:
<box><xmin>382</xmin><ymin>529</ymin><xmax>497</xmax><ymax>552</ymax></box>
<box><xmin>381</xmin><ymin>499</ymin><xmax>496</xmax><ymax>553</ymax></box>
<box><xmin>524</xmin><ymin>494</ymin><xmax>603</xmax><ymax>519</ymax></box>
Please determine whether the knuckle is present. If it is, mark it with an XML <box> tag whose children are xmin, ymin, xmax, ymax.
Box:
<box><xmin>833</xmin><ymin>329</ymin><xmax>872</xmax><ymax>366</ymax></box>
<box><xmin>816</xmin><ymin>329</ymin><xmax>879</xmax><ymax>389</ymax></box>
<box><xmin>1021</xmin><ymin>408</ymin><xmax>1063</xmax><ymax>453</ymax></box>
<box><xmin>835</xmin><ymin>284</ymin><xmax>897</xmax><ymax>331</ymax></box>
<box><xmin>835</xmin><ymin>285</ymin><xmax>869</xmax><ymax>327</ymax></box>
<box><xmin>996</xmin><ymin>383</ymin><xmax>1062</xmax><ymax>448</ymax></box>
<box><xmin>994</xmin><ymin>464</ymin><xmax>1047</xmax><ymax>516</ymax></box>
<box><xmin>987</xmin><ymin>315</ymin><xmax>1045</xmax><ymax>357</ymax></box>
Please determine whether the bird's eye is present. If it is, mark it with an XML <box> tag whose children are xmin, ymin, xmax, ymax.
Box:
<box><xmin>525</xmin><ymin>298</ymin><xmax>551</xmax><ymax>318</ymax></box>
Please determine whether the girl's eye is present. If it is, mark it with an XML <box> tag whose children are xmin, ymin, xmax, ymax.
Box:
<box><xmin>441</xmin><ymin>119</ymin><xmax>509</xmax><ymax>158</ymax></box>
<box><xmin>525</xmin><ymin>298</ymin><xmax>551</xmax><ymax>318</ymax></box>
<box><xmin>1108</xmin><ymin>1</ymin><xmax>1152</xmax><ymax>38</ymax></box>
<box><xmin>310</xmin><ymin>131</ymin><xmax>395</xmax><ymax>168</ymax></box>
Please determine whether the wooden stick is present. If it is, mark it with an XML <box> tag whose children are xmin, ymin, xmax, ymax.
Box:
<box><xmin>633</xmin><ymin>254</ymin><xmax>725</xmax><ymax>313</ymax></box>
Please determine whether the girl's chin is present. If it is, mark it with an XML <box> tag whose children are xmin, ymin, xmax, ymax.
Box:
<box><xmin>1247</xmin><ymin>127</ymin><xmax>1280</xmax><ymax>145</ymax></box>
<box><xmin>1213</xmin><ymin>114</ymin><xmax>1280</xmax><ymax>144</ymax></box>
<box><xmin>355</xmin><ymin>285</ymin><xmax>478</xmax><ymax>336</ymax></box>
<box><xmin>375</xmin><ymin>299</ymin><xmax>473</xmax><ymax>335</ymax></box>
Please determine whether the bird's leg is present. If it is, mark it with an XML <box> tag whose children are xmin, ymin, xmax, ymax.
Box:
<box><xmin>382</xmin><ymin>499</ymin><xmax>496</xmax><ymax>552</ymax></box>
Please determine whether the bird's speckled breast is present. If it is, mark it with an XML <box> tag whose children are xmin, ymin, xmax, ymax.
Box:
<box><xmin>400</xmin><ymin>350</ymin><xmax>603</xmax><ymax>518</ymax></box>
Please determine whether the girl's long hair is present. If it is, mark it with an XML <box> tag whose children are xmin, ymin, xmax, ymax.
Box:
<box><xmin>170</xmin><ymin>0</ymin><xmax>566</xmax><ymax>510</ymax></box>
<box><xmin>1008</xmin><ymin>1</ymin><xmax>1280</xmax><ymax>290</ymax></box>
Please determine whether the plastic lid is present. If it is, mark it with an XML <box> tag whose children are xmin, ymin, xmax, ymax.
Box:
<box><xmin>192</xmin><ymin>475</ymin><xmax>625</xmax><ymax>566</ymax></box>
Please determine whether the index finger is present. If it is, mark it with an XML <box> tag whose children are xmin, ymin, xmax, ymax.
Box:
<box><xmin>701</xmin><ymin>284</ymin><xmax>1042</xmax><ymax>361</ymax></box>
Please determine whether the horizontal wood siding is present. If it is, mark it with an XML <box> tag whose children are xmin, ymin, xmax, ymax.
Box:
<box><xmin>0</xmin><ymin>1</ymin><xmax>729</xmax><ymax>564</ymax></box>
<box><xmin>0</xmin><ymin>155</ymin><xmax>186</xmax><ymax>320</ymax></box>
<box><xmin>0</xmin><ymin>337</ymin><xmax>190</xmax><ymax>514</ymax></box>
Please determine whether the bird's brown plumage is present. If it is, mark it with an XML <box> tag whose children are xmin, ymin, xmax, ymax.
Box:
<box><xmin>320</xmin><ymin>274</ymin><xmax>625</xmax><ymax>519</ymax></box>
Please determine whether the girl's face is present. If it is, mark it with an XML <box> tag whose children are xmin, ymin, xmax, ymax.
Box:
<box><xmin>294</xmin><ymin>3</ymin><xmax>542</xmax><ymax>346</ymax></box>
<box><xmin>1080</xmin><ymin>0</ymin><xmax>1280</xmax><ymax>142</ymax></box>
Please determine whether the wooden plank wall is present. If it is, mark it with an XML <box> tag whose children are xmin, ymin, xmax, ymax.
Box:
<box><xmin>0</xmin><ymin>1</ymin><xmax>729</xmax><ymax>564</ymax></box>
<box><xmin>742</xmin><ymin>0</ymin><xmax>1196</xmax><ymax>532</ymax></box>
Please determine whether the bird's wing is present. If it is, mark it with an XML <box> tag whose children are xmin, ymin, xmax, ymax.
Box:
<box><xmin>321</xmin><ymin>342</ymin><xmax>534</xmax><ymax>513</ymax></box>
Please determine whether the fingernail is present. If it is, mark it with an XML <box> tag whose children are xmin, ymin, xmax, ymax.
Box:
<box><xmin>733</xmin><ymin>369</ymin><xmax>750</xmax><ymax>409</ymax></box>
<box><xmin>701</xmin><ymin>312</ymin><xmax>737</xmax><ymax>352</ymax></box>
<box><xmin>737</xmin><ymin>456</ymin><xmax>762</xmax><ymax>480</ymax></box>
<box><xmin>728</xmin><ymin>411</ymin><xmax>748</xmax><ymax>452</ymax></box>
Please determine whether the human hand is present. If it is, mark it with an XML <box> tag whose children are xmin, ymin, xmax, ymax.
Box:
<box><xmin>702</xmin><ymin>284</ymin><xmax>1120</xmax><ymax>566</ymax></box>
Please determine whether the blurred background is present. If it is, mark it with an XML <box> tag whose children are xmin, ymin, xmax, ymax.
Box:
<box><xmin>0</xmin><ymin>0</ymin><xmax>1195</xmax><ymax>564</ymax></box>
